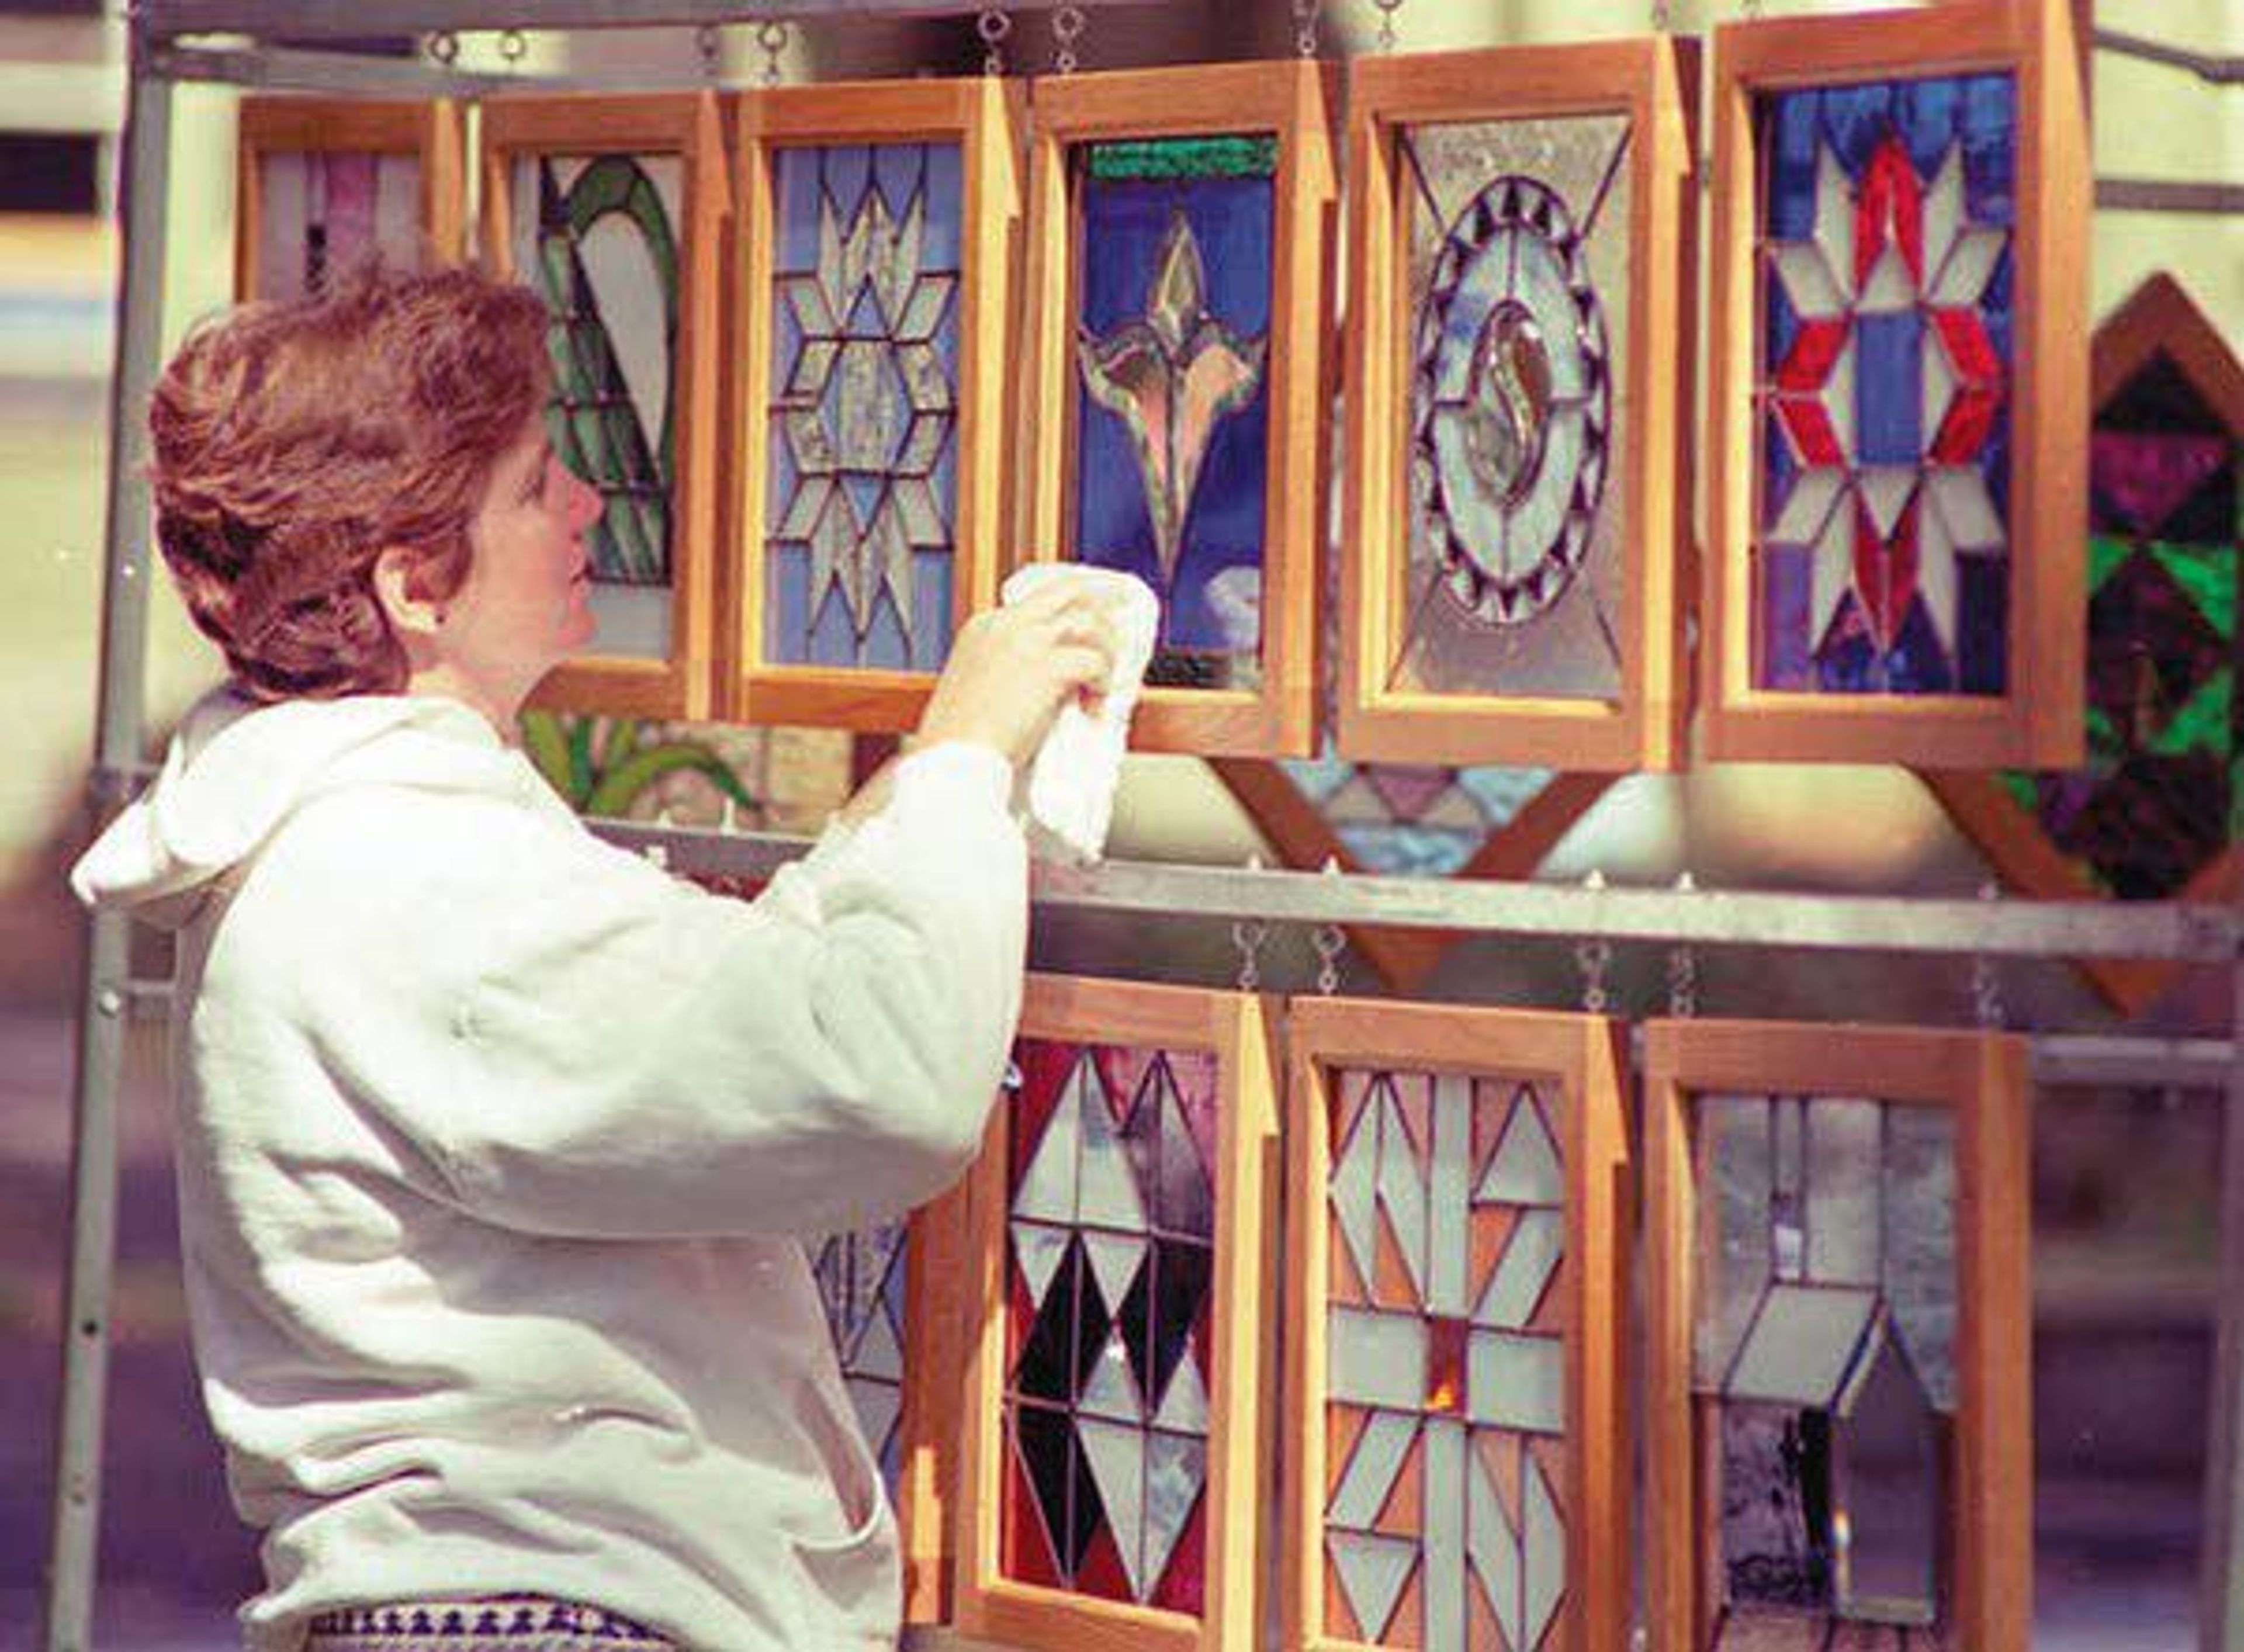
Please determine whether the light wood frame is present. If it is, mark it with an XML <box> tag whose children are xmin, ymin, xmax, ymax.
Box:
<box><xmin>1699</xmin><ymin>0</ymin><xmax>2089</xmax><ymax>766</ymax></box>
<box><xmin>482</xmin><ymin>93</ymin><xmax>730</xmax><ymax>721</ymax></box>
<box><xmin>1643</xmin><ymin>1019</ymin><xmax>2032</xmax><ymax>1652</ymax></box>
<box><xmin>1280</xmin><ymin>998</ymin><xmax>1630</xmax><ymax>1652</ymax></box>
<box><xmin>1209</xmin><ymin>760</ymin><xmax>1617</xmax><ymax>991</ymax></box>
<box><xmin>888</xmin><ymin>1180</ymin><xmax>972</xmax><ymax>1623</ymax></box>
<box><xmin>954</xmin><ymin>974</ymin><xmax>1280</xmax><ymax>1652</ymax></box>
<box><xmin>1340</xmin><ymin>39</ymin><xmax>1698</xmax><ymax>771</ymax></box>
<box><xmin>728</xmin><ymin>78</ymin><xmax>1019</xmax><ymax>731</ymax></box>
<box><xmin>1017</xmin><ymin>61</ymin><xmax>1336</xmax><ymax>757</ymax></box>
<box><xmin>1922</xmin><ymin>272</ymin><xmax>2244</xmax><ymax>1017</ymax></box>
<box><xmin>236</xmin><ymin>96</ymin><xmax>465</xmax><ymax>300</ymax></box>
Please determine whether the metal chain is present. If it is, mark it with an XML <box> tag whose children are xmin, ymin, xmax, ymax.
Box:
<box><xmin>1971</xmin><ymin>882</ymin><xmax>2007</xmax><ymax>1029</ymax></box>
<box><xmin>696</xmin><ymin>23</ymin><xmax>723</xmax><ymax>80</ymax></box>
<box><xmin>1667</xmin><ymin>871</ymin><xmax>1699</xmax><ymax>1018</ymax></box>
<box><xmin>427</xmin><ymin>29</ymin><xmax>460</xmax><ymax>65</ymax></box>
<box><xmin>497</xmin><ymin>27</ymin><xmax>527</xmax><ymax>65</ymax></box>
<box><xmin>1651</xmin><ymin>0</ymin><xmax>1674</xmax><ymax>32</ymax></box>
<box><xmin>1312</xmin><ymin>856</ymin><xmax>1346</xmax><ymax>996</ymax></box>
<box><xmin>1051</xmin><ymin>3</ymin><xmax>1086</xmax><ymax>74</ymax></box>
<box><xmin>1742</xmin><ymin>0</ymin><xmax>1765</xmax><ymax>17</ymax></box>
<box><xmin>757</xmin><ymin>19</ymin><xmax>788</xmax><ymax>85</ymax></box>
<box><xmin>1372</xmin><ymin>0</ymin><xmax>1404</xmax><ymax>53</ymax></box>
<box><xmin>1291</xmin><ymin>0</ymin><xmax>1322</xmax><ymax>58</ymax></box>
<box><xmin>977</xmin><ymin>4</ymin><xmax>1013</xmax><ymax>75</ymax></box>
<box><xmin>1575</xmin><ymin>869</ymin><xmax>1612</xmax><ymax>1015</ymax></box>
<box><xmin>1233</xmin><ymin>855</ymin><xmax>1269</xmax><ymax>991</ymax></box>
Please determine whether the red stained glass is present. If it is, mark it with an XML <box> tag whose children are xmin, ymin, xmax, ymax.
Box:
<box><xmin>1150</xmin><ymin>1484</ymin><xmax>1208</xmax><ymax>1617</ymax></box>
<box><xmin>1005</xmin><ymin>1431</ymin><xmax>1066</xmax><ymax>1591</ymax></box>
<box><xmin>1931</xmin><ymin>306</ymin><xmax>2000</xmax><ymax>385</ymax></box>
<box><xmin>1933</xmin><ymin>384</ymin><xmax>2003</xmax><ymax>465</ymax></box>
<box><xmin>1775</xmin><ymin>316</ymin><xmax>1848</xmax><ymax>393</ymax></box>
<box><xmin>1778</xmin><ymin>395</ymin><xmax>1844</xmax><ymax>466</ymax></box>
<box><xmin>1854</xmin><ymin>134</ymin><xmax>1925</xmax><ymax>288</ymax></box>
<box><xmin>1854</xmin><ymin>493</ymin><xmax>1921</xmax><ymax>645</ymax></box>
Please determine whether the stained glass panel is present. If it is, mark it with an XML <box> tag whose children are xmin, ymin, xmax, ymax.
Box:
<box><xmin>810</xmin><ymin>1221</ymin><xmax>910</xmax><ymax>1495</ymax></box>
<box><xmin>1394</xmin><ymin>113</ymin><xmax>1630</xmax><ymax>703</ymax></box>
<box><xmin>1324</xmin><ymin>1068</ymin><xmax>1570</xmax><ymax>1650</ymax></box>
<box><xmin>1277</xmin><ymin>740</ymin><xmax>1558</xmax><ymax>877</ymax></box>
<box><xmin>1752</xmin><ymin>73</ymin><xmax>2017</xmax><ymax>698</ymax></box>
<box><xmin>1002</xmin><ymin>1038</ymin><xmax>1217</xmax><ymax>1613</ymax></box>
<box><xmin>514</xmin><ymin>151</ymin><xmax>684</xmax><ymax>659</ymax></box>
<box><xmin>255</xmin><ymin>151</ymin><xmax>423</xmax><ymax>301</ymax></box>
<box><xmin>1695</xmin><ymin>1093</ymin><xmax>1955</xmax><ymax>1648</ymax></box>
<box><xmin>1072</xmin><ymin>135</ymin><xmax>1276</xmax><ymax>693</ymax></box>
<box><xmin>764</xmin><ymin>141</ymin><xmax>964</xmax><ymax>673</ymax></box>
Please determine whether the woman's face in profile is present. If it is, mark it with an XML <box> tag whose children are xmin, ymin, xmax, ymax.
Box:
<box><xmin>441</xmin><ymin>412</ymin><xmax>605</xmax><ymax>692</ymax></box>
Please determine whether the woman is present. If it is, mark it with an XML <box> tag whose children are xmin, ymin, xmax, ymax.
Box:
<box><xmin>72</xmin><ymin>265</ymin><xmax>1116</xmax><ymax>1651</ymax></box>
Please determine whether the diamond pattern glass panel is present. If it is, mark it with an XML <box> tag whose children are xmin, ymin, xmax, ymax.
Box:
<box><xmin>515</xmin><ymin>152</ymin><xmax>682</xmax><ymax>658</ymax></box>
<box><xmin>1277</xmin><ymin>740</ymin><xmax>1560</xmax><ymax>877</ymax></box>
<box><xmin>765</xmin><ymin>142</ymin><xmax>964</xmax><ymax>671</ymax></box>
<box><xmin>1324</xmin><ymin>1068</ymin><xmax>1570</xmax><ymax>1650</ymax></box>
<box><xmin>255</xmin><ymin>151</ymin><xmax>422</xmax><ymax>301</ymax></box>
<box><xmin>1072</xmin><ymin>136</ymin><xmax>1276</xmax><ymax>693</ymax></box>
<box><xmin>1395</xmin><ymin>113</ymin><xmax>1629</xmax><ymax>702</ymax></box>
<box><xmin>1695</xmin><ymin>1093</ymin><xmax>1955</xmax><ymax>1647</ymax></box>
<box><xmin>1002</xmin><ymin>1039</ymin><xmax>1218</xmax><ymax>1613</ymax></box>
<box><xmin>1753</xmin><ymin>74</ymin><xmax>2017</xmax><ymax>697</ymax></box>
<box><xmin>809</xmin><ymin>1221</ymin><xmax>910</xmax><ymax>1496</ymax></box>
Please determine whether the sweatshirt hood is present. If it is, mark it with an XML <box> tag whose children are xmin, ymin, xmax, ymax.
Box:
<box><xmin>71</xmin><ymin>688</ymin><xmax>520</xmax><ymax>929</ymax></box>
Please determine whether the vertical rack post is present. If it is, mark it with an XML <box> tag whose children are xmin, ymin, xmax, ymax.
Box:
<box><xmin>2207</xmin><ymin>860</ymin><xmax>2244</xmax><ymax>1652</ymax></box>
<box><xmin>40</xmin><ymin>19</ymin><xmax>172</xmax><ymax>1651</ymax></box>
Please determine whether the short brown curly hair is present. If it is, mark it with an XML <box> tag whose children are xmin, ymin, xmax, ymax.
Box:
<box><xmin>148</xmin><ymin>262</ymin><xmax>552</xmax><ymax>701</ymax></box>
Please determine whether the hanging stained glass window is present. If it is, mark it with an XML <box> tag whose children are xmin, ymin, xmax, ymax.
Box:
<box><xmin>811</xmin><ymin>1221</ymin><xmax>912</xmax><ymax>1493</ymax></box>
<box><xmin>1646</xmin><ymin>1020</ymin><xmax>2032</xmax><ymax>1652</ymax></box>
<box><xmin>764</xmin><ymin>141</ymin><xmax>964</xmax><ymax>673</ymax></box>
<box><xmin>1072</xmin><ymin>134</ymin><xmax>1275</xmax><ymax>696</ymax></box>
<box><xmin>236</xmin><ymin>99</ymin><xmax>462</xmax><ymax>303</ymax></box>
<box><xmin>514</xmin><ymin>150</ymin><xmax>683</xmax><ymax>658</ymax></box>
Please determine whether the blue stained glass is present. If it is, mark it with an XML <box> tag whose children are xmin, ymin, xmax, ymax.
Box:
<box><xmin>1764</xmin><ymin>397</ymin><xmax>1800</xmax><ymax>527</ymax></box>
<box><xmin>1073</xmin><ymin>154</ymin><xmax>1276</xmax><ymax>681</ymax></box>
<box><xmin>922</xmin><ymin>142</ymin><xmax>964</xmax><ymax>268</ymax></box>
<box><xmin>1279</xmin><ymin>749</ymin><xmax>1353</xmax><ymax>805</ymax></box>
<box><xmin>1885</xmin><ymin>597</ymin><xmax>1955</xmax><ymax>693</ymax></box>
<box><xmin>1335</xmin><ymin>824</ymin><xmax>1477</xmax><ymax>878</ymax></box>
<box><xmin>810</xmin><ymin>580</ymin><xmax>856</xmax><ymax>665</ymax></box>
<box><xmin>1893</xmin><ymin>75</ymin><xmax>1962</xmax><ymax>178</ymax></box>
<box><xmin>1762</xmin><ymin>545</ymin><xmax>1812</xmax><ymax>689</ymax></box>
<box><xmin>822</xmin><ymin>143</ymin><xmax>871</xmax><ymax>216</ymax></box>
<box><xmin>777</xmin><ymin>147</ymin><xmax>825</xmax><ymax>265</ymax></box>
<box><xmin>1855</xmin><ymin>313</ymin><xmax>1923</xmax><ymax>465</ymax></box>
<box><xmin>865</xmin><ymin>590</ymin><xmax>910</xmax><ymax>670</ymax></box>
<box><xmin>1767</xmin><ymin>95</ymin><xmax>1821</xmax><ymax>241</ymax></box>
<box><xmin>1959</xmin><ymin>74</ymin><xmax>2017</xmax><ymax>226</ymax></box>
<box><xmin>773</xmin><ymin>541</ymin><xmax>811</xmax><ymax>651</ymax></box>
<box><xmin>1764</xmin><ymin>266</ymin><xmax>1801</xmax><ymax>383</ymax></box>
<box><xmin>913</xmin><ymin>549</ymin><xmax>952</xmax><ymax>667</ymax></box>
<box><xmin>1816</xmin><ymin>597</ymin><xmax>1880</xmax><ymax>692</ymax></box>
<box><xmin>1958</xmin><ymin>555</ymin><xmax>2007</xmax><ymax>695</ymax></box>
<box><xmin>1819</xmin><ymin>81</ymin><xmax>1896</xmax><ymax>173</ymax></box>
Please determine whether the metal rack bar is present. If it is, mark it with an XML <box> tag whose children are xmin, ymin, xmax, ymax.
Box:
<box><xmin>144</xmin><ymin>0</ymin><xmax>1152</xmax><ymax>40</ymax></box>
<box><xmin>2094</xmin><ymin>25</ymin><xmax>2244</xmax><ymax>85</ymax></box>
<box><xmin>42</xmin><ymin>26</ymin><xmax>170</xmax><ymax>1652</ymax></box>
<box><xmin>594</xmin><ymin>822</ymin><xmax>2238</xmax><ymax>962</ymax></box>
<box><xmin>2098</xmin><ymin>178</ymin><xmax>2244</xmax><ymax>216</ymax></box>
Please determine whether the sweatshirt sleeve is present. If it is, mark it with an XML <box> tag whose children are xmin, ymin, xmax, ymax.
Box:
<box><xmin>428</xmin><ymin>741</ymin><xmax>1026</xmax><ymax>1239</ymax></box>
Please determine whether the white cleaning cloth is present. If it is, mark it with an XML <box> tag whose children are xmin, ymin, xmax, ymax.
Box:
<box><xmin>999</xmin><ymin>564</ymin><xmax>1161</xmax><ymax>864</ymax></box>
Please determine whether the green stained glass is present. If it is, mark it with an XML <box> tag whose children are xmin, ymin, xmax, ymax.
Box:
<box><xmin>2158</xmin><ymin>669</ymin><xmax>2233</xmax><ymax>759</ymax></box>
<box><xmin>2160</xmin><ymin>540</ymin><xmax>2237</xmax><ymax>638</ymax></box>
<box><xmin>1088</xmin><ymin>135</ymin><xmax>1278</xmax><ymax>182</ymax></box>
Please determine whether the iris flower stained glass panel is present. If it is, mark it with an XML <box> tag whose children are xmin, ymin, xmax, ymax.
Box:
<box><xmin>514</xmin><ymin>151</ymin><xmax>684</xmax><ymax>659</ymax></box>
<box><xmin>1695</xmin><ymin>1093</ymin><xmax>1954</xmax><ymax>1648</ymax></box>
<box><xmin>1000</xmin><ymin>1037</ymin><xmax>1220</xmax><ymax>1613</ymax></box>
<box><xmin>765</xmin><ymin>141</ymin><xmax>965</xmax><ymax>673</ymax></box>
<box><xmin>1396</xmin><ymin>114</ymin><xmax>1630</xmax><ymax>704</ymax></box>
<box><xmin>254</xmin><ymin>151</ymin><xmax>423</xmax><ymax>300</ymax></box>
<box><xmin>1322</xmin><ymin>1067</ymin><xmax>1571</xmax><ymax>1651</ymax></box>
<box><xmin>1072</xmin><ymin>135</ymin><xmax>1276</xmax><ymax>694</ymax></box>
<box><xmin>811</xmin><ymin>1222</ymin><xmax>912</xmax><ymax>1497</ymax></box>
<box><xmin>1753</xmin><ymin>73</ymin><xmax>2017</xmax><ymax>698</ymax></box>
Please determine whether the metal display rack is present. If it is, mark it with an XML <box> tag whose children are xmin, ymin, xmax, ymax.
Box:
<box><xmin>49</xmin><ymin>4</ymin><xmax>2244</xmax><ymax>1649</ymax></box>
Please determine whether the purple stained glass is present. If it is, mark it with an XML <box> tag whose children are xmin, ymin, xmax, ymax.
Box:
<box><xmin>1751</xmin><ymin>72</ymin><xmax>2018</xmax><ymax>697</ymax></box>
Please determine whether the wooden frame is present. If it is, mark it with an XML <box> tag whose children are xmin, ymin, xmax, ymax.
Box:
<box><xmin>1210</xmin><ymin>759</ymin><xmax>1617</xmax><ymax>991</ymax></box>
<box><xmin>482</xmin><ymin>93</ymin><xmax>729</xmax><ymax>721</ymax></box>
<box><xmin>1699</xmin><ymin>0</ymin><xmax>2089</xmax><ymax>766</ymax></box>
<box><xmin>1643</xmin><ymin>1019</ymin><xmax>2032</xmax><ymax>1652</ymax></box>
<box><xmin>1017</xmin><ymin>61</ymin><xmax>1336</xmax><ymax>757</ymax></box>
<box><xmin>1922</xmin><ymin>273</ymin><xmax>2244</xmax><ymax>1016</ymax></box>
<box><xmin>729</xmin><ymin>77</ymin><xmax>1019</xmax><ymax>731</ymax></box>
<box><xmin>1280</xmin><ymin>998</ymin><xmax>1630</xmax><ymax>1652</ymax></box>
<box><xmin>954</xmin><ymin>974</ymin><xmax>1279</xmax><ymax>1652</ymax></box>
<box><xmin>1339</xmin><ymin>39</ymin><xmax>1698</xmax><ymax>770</ymax></box>
<box><xmin>236</xmin><ymin>96</ymin><xmax>465</xmax><ymax>300</ymax></box>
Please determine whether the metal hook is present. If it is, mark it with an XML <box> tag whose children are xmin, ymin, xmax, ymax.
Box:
<box><xmin>695</xmin><ymin>22</ymin><xmax>723</xmax><ymax>79</ymax></box>
<box><xmin>1051</xmin><ymin>3</ymin><xmax>1087</xmax><ymax>74</ymax></box>
<box><xmin>1971</xmin><ymin>881</ymin><xmax>2006</xmax><ymax>1029</ymax></box>
<box><xmin>1311</xmin><ymin>856</ymin><xmax>1347</xmax><ymax>996</ymax></box>
<box><xmin>977</xmin><ymin>4</ymin><xmax>1013</xmax><ymax>75</ymax></box>
<box><xmin>497</xmin><ymin>27</ymin><xmax>527</xmax><ymax>65</ymax></box>
<box><xmin>1575</xmin><ymin>868</ymin><xmax>1613</xmax><ymax>1015</ymax></box>
<box><xmin>426</xmin><ymin>30</ymin><xmax>460</xmax><ymax>66</ymax></box>
<box><xmin>756</xmin><ymin>19</ymin><xmax>789</xmax><ymax>86</ymax></box>
<box><xmin>1231</xmin><ymin>855</ymin><xmax>1269</xmax><ymax>992</ymax></box>
<box><xmin>1667</xmin><ymin>870</ymin><xmax>1699</xmax><ymax>1018</ymax></box>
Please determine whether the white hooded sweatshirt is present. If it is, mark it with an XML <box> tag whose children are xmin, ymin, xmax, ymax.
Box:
<box><xmin>71</xmin><ymin>689</ymin><xmax>1027</xmax><ymax>1651</ymax></box>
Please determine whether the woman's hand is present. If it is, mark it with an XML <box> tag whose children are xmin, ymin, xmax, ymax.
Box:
<box><xmin>915</xmin><ymin>581</ymin><xmax>1119</xmax><ymax>770</ymax></box>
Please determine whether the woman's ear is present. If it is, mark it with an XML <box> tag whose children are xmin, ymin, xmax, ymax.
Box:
<box><xmin>372</xmin><ymin>546</ymin><xmax>447</xmax><ymax>647</ymax></box>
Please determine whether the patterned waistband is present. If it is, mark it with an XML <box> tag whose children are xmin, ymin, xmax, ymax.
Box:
<box><xmin>304</xmin><ymin>1596</ymin><xmax>675</xmax><ymax>1651</ymax></box>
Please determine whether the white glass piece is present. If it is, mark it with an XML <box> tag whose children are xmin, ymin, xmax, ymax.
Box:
<box><xmin>1918</xmin><ymin>493</ymin><xmax>1961</xmax><ymax>654</ymax></box>
<box><xmin>1079</xmin><ymin>1326</ymin><xmax>1144</xmax><ymax>1422</ymax></box>
<box><xmin>896</xmin><ymin>270</ymin><xmax>957</xmax><ymax>344</ymax></box>
<box><xmin>1809</xmin><ymin>475</ymin><xmax>1858</xmax><ymax>642</ymax></box>
<box><xmin>1082</xmin><ymin>1230</ymin><xmax>1147</xmax><ymax>1319</ymax></box>
<box><xmin>853</xmin><ymin>1288</ymin><xmax>906</xmax><ymax>1381</ymax></box>
<box><xmin>1468</xmin><ymin>1432</ymin><xmax>1523</xmax><ymax>1648</ymax></box>
<box><xmin>1928</xmin><ymin>466</ymin><xmax>2004</xmax><ymax>550</ymax></box>
<box><xmin>1076</xmin><ymin>1059</ymin><xmax>1150</xmax><ymax>1235</ymax></box>
<box><xmin>1428</xmin><ymin>1075</ymin><xmax>1475</xmax><ymax>1317</ymax></box>
<box><xmin>1377</xmin><ymin>1088</ymin><xmax>1431</xmax><ymax>1303</ymax></box>
<box><xmin>1697</xmin><ymin>1096</ymin><xmax>1772</xmax><ymax>1394</ymax></box>
<box><xmin>847</xmin><ymin>1376</ymin><xmax>902</xmax><ymax>1466</ymax></box>
<box><xmin>1523</xmin><ymin>1446</ymin><xmax>1566</xmax><ymax>1651</ymax></box>
<box><xmin>1012</xmin><ymin>1063</ymin><xmax>1083</xmax><ymax>1224</ymax></box>
<box><xmin>891</xmin><ymin>472</ymin><xmax>946</xmax><ymax>545</ymax></box>
<box><xmin>1726</xmin><ymin>1283</ymin><xmax>1878</xmax><ymax>1408</ymax></box>
<box><xmin>1806</xmin><ymin>1098</ymin><xmax>1882</xmax><ymax>1288</ymax></box>
<box><xmin>576</xmin><ymin>160</ymin><xmax>679</xmax><ymax>449</ymax></box>
<box><xmin>1771</xmin><ymin>467</ymin><xmax>1845</xmax><ymax>548</ymax></box>
<box><xmin>1771</xmin><ymin>243</ymin><xmax>1844</xmax><ymax>321</ymax></box>
<box><xmin>1331</xmin><ymin>1082</ymin><xmax>1384</xmax><ymax>1298</ymax></box>
<box><xmin>1329</xmin><ymin>1529</ymin><xmax>1418</xmax><ymax>1642</ymax></box>
<box><xmin>1423</xmin><ymin>1417</ymin><xmax>1469</xmax><ymax>1652</ymax></box>
<box><xmin>1076</xmin><ymin>1416</ymin><xmax>1149</xmax><ymax>1596</ymax></box>
<box><xmin>1857</xmin><ymin>244</ymin><xmax>1917</xmax><ymax>314</ymax></box>
<box><xmin>1476</xmin><ymin>1207</ymin><xmax>1566</xmax><ymax>1330</ymax></box>
<box><xmin>1933</xmin><ymin>224</ymin><xmax>2007</xmax><ymax>307</ymax></box>
<box><xmin>1153</xmin><ymin>1336</ymin><xmax>1210</xmax><ymax>1433</ymax></box>
<box><xmin>1330</xmin><ymin>1307</ymin><xmax>1429</xmax><ymax>1411</ymax></box>
<box><xmin>1480</xmin><ymin>1086</ymin><xmax>1564</xmax><ymax>1207</ymax></box>
<box><xmin>587</xmin><ymin>584</ymin><xmax>673</xmax><ymax>657</ymax></box>
<box><xmin>1468</xmin><ymin>1329</ymin><xmax>1565</xmax><ymax>1434</ymax></box>
<box><xmin>1812</xmin><ymin>143</ymin><xmax>1855</xmax><ymax>306</ymax></box>
<box><xmin>1329</xmin><ymin>1408</ymin><xmax>1420</xmax><ymax>1530</ymax></box>
<box><xmin>1884</xmin><ymin>1104</ymin><xmax>1959</xmax><ymax>1413</ymax></box>
<box><xmin>1922</xmin><ymin>323</ymin><xmax>1958</xmax><ymax>448</ymax></box>
<box><xmin>1833</xmin><ymin>1321</ymin><xmax>1941</xmax><ymax>1626</ymax></box>
<box><xmin>1822</xmin><ymin>327</ymin><xmax>1857</xmax><ymax>460</ymax></box>
<box><xmin>1144</xmin><ymin>1429</ymin><xmax>1206</xmax><ymax>1601</ymax></box>
<box><xmin>1920</xmin><ymin>147</ymin><xmax>1964</xmax><ymax>295</ymax></box>
<box><xmin>1010</xmin><ymin>1220</ymin><xmax>1069</xmax><ymax>1309</ymax></box>
<box><xmin>1857</xmin><ymin>469</ymin><xmax>1916</xmax><ymax>540</ymax></box>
